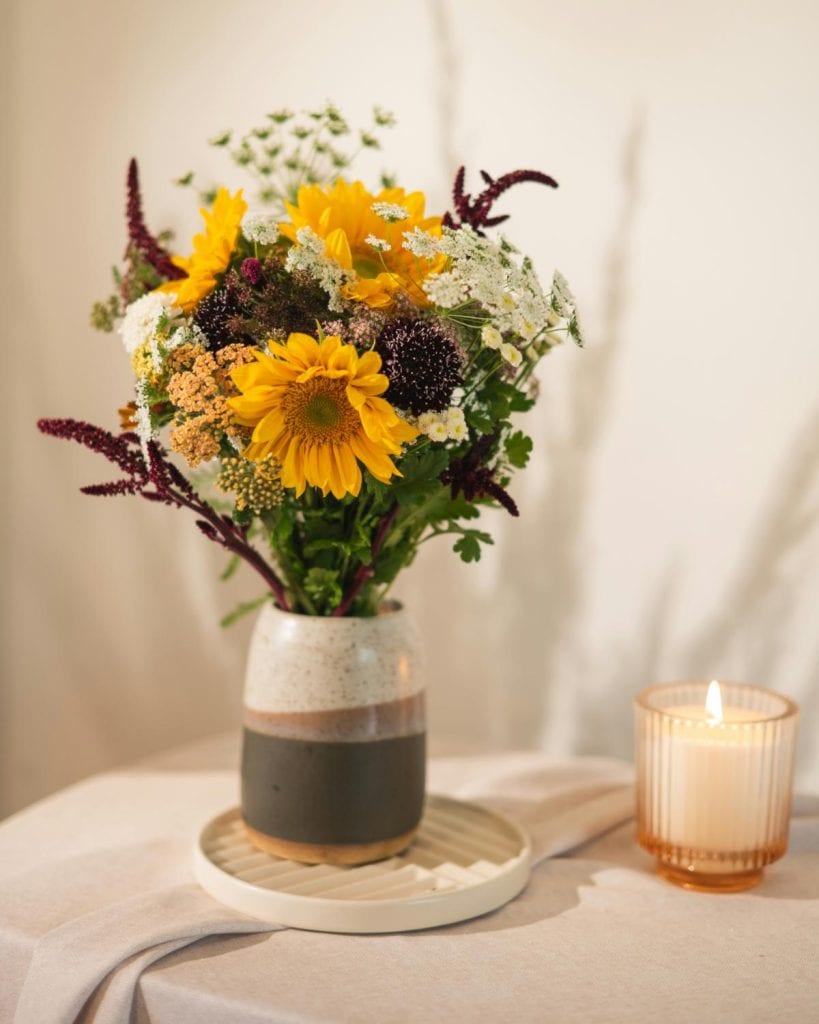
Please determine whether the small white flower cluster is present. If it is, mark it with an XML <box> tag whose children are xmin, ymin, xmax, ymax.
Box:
<box><xmin>440</xmin><ymin>227</ymin><xmax>553</xmax><ymax>344</ymax></box>
<box><xmin>481</xmin><ymin>324</ymin><xmax>522</xmax><ymax>367</ymax></box>
<box><xmin>407</xmin><ymin>225</ymin><xmax>583</xmax><ymax>357</ymax></box>
<box><xmin>549</xmin><ymin>269</ymin><xmax>584</xmax><ymax>346</ymax></box>
<box><xmin>365</xmin><ymin>234</ymin><xmax>391</xmax><ymax>253</ymax></box>
<box><xmin>242</xmin><ymin>211</ymin><xmax>279</xmax><ymax>245</ymax></box>
<box><xmin>134</xmin><ymin>378</ymin><xmax>155</xmax><ymax>458</ymax></box>
<box><xmin>402</xmin><ymin>227</ymin><xmax>440</xmax><ymax>258</ymax></box>
<box><xmin>118</xmin><ymin>292</ymin><xmax>179</xmax><ymax>355</ymax></box>
<box><xmin>416</xmin><ymin>406</ymin><xmax>468</xmax><ymax>443</ymax></box>
<box><xmin>422</xmin><ymin>270</ymin><xmax>468</xmax><ymax>309</ymax></box>
<box><xmin>371</xmin><ymin>201</ymin><xmax>409</xmax><ymax>223</ymax></box>
<box><xmin>166</xmin><ymin>321</ymin><xmax>207</xmax><ymax>352</ymax></box>
<box><xmin>285</xmin><ymin>226</ymin><xmax>350</xmax><ymax>311</ymax></box>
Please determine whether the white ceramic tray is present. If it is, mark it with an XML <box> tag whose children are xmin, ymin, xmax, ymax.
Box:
<box><xmin>193</xmin><ymin>794</ymin><xmax>531</xmax><ymax>933</ymax></box>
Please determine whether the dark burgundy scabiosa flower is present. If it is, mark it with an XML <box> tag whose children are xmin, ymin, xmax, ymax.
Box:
<box><xmin>440</xmin><ymin>433</ymin><xmax>519</xmax><ymax>517</ymax></box>
<box><xmin>192</xmin><ymin>286</ymin><xmax>244</xmax><ymax>350</ymax></box>
<box><xmin>375</xmin><ymin>318</ymin><xmax>463</xmax><ymax>416</ymax></box>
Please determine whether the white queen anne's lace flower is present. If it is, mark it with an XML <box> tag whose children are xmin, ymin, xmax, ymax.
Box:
<box><xmin>285</xmin><ymin>226</ymin><xmax>350</xmax><ymax>311</ymax></box>
<box><xmin>436</xmin><ymin>226</ymin><xmax>562</xmax><ymax>345</ymax></box>
<box><xmin>423</xmin><ymin>271</ymin><xmax>468</xmax><ymax>309</ymax></box>
<box><xmin>402</xmin><ymin>227</ymin><xmax>442</xmax><ymax>258</ymax></box>
<box><xmin>118</xmin><ymin>292</ymin><xmax>178</xmax><ymax>355</ymax></box>
<box><xmin>365</xmin><ymin>234</ymin><xmax>391</xmax><ymax>252</ymax></box>
<box><xmin>242</xmin><ymin>211</ymin><xmax>279</xmax><ymax>245</ymax></box>
<box><xmin>551</xmin><ymin>270</ymin><xmax>576</xmax><ymax>318</ymax></box>
<box><xmin>371</xmin><ymin>201</ymin><xmax>410</xmax><ymax>222</ymax></box>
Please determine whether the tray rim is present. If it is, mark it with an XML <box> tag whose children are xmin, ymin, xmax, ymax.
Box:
<box><xmin>193</xmin><ymin>794</ymin><xmax>532</xmax><ymax>934</ymax></box>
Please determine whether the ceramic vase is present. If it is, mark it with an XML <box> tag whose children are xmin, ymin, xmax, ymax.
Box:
<box><xmin>240</xmin><ymin>602</ymin><xmax>426</xmax><ymax>865</ymax></box>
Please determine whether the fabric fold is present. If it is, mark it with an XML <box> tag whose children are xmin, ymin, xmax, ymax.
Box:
<box><xmin>10</xmin><ymin>753</ymin><xmax>634</xmax><ymax>1024</ymax></box>
<box><xmin>13</xmin><ymin>884</ymin><xmax>281</xmax><ymax>1024</ymax></box>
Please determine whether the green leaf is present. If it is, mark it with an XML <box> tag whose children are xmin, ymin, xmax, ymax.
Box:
<box><xmin>505</xmin><ymin>431</ymin><xmax>533</xmax><ymax>469</ymax></box>
<box><xmin>302</xmin><ymin>537</ymin><xmax>345</xmax><ymax>558</ymax></box>
<box><xmin>465</xmin><ymin>410</ymin><xmax>495</xmax><ymax>434</ymax></box>
<box><xmin>303</xmin><ymin>567</ymin><xmax>342</xmax><ymax>609</ymax></box>
<box><xmin>436</xmin><ymin>493</ymin><xmax>481</xmax><ymax>521</ymax></box>
<box><xmin>454</xmin><ymin>534</ymin><xmax>483</xmax><ymax>563</ymax></box>
<box><xmin>220</xmin><ymin>594</ymin><xmax>269</xmax><ymax>628</ymax></box>
<box><xmin>568</xmin><ymin>313</ymin><xmax>584</xmax><ymax>347</ymax></box>
<box><xmin>391</xmin><ymin>448</ymin><xmax>451</xmax><ymax>508</ymax></box>
<box><xmin>220</xmin><ymin>554</ymin><xmax>241</xmax><ymax>581</ymax></box>
<box><xmin>509</xmin><ymin>391</ymin><xmax>536</xmax><ymax>413</ymax></box>
<box><xmin>372</xmin><ymin>543</ymin><xmax>414</xmax><ymax>586</ymax></box>
<box><xmin>398</xmin><ymin>447</ymin><xmax>450</xmax><ymax>483</ymax></box>
<box><xmin>363</xmin><ymin>474</ymin><xmax>390</xmax><ymax>501</ymax></box>
<box><xmin>393</xmin><ymin>480</ymin><xmax>440</xmax><ymax>508</ymax></box>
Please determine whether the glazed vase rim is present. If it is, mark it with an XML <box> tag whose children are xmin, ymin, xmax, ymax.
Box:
<box><xmin>262</xmin><ymin>599</ymin><xmax>405</xmax><ymax>623</ymax></box>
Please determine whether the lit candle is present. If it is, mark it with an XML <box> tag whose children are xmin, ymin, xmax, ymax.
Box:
<box><xmin>635</xmin><ymin>680</ymin><xmax>798</xmax><ymax>892</ymax></box>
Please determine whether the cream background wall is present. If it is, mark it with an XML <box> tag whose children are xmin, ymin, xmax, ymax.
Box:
<box><xmin>3</xmin><ymin>0</ymin><xmax>818</xmax><ymax>816</ymax></box>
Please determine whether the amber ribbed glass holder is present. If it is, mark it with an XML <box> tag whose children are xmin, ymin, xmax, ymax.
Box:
<box><xmin>635</xmin><ymin>681</ymin><xmax>798</xmax><ymax>892</ymax></box>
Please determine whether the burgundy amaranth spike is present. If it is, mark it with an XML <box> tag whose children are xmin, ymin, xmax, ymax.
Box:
<box><xmin>443</xmin><ymin>166</ymin><xmax>558</xmax><ymax>235</ymax></box>
<box><xmin>125</xmin><ymin>158</ymin><xmax>186</xmax><ymax>280</ymax></box>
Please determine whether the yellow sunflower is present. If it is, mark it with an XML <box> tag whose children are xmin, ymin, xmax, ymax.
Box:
<box><xmin>228</xmin><ymin>333</ymin><xmax>418</xmax><ymax>499</ymax></box>
<box><xmin>279</xmin><ymin>180</ymin><xmax>445</xmax><ymax>309</ymax></box>
<box><xmin>157</xmin><ymin>187</ymin><xmax>247</xmax><ymax>313</ymax></box>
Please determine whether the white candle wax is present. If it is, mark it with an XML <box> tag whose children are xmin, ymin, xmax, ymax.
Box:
<box><xmin>660</xmin><ymin>704</ymin><xmax>782</xmax><ymax>852</ymax></box>
<box><xmin>636</xmin><ymin>680</ymin><xmax>799</xmax><ymax>889</ymax></box>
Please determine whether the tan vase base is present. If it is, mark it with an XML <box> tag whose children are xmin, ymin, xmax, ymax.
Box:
<box><xmin>243</xmin><ymin>822</ymin><xmax>419</xmax><ymax>866</ymax></box>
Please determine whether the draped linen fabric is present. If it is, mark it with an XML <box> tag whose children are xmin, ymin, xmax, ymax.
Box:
<box><xmin>1</xmin><ymin>737</ymin><xmax>816</xmax><ymax>1023</ymax></box>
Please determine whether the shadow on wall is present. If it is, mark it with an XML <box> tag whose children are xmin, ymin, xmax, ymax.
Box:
<box><xmin>409</xmin><ymin>107</ymin><xmax>647</xmax><ymax>754</ymax></box>
<box><xmin>501</xmin><ymin>109</ymin><xmax>648</xmax><ymax>752</ymax></box>
<box><xmin>496</xmin><ymin>105</ymin><xmax>819</xmax><ymax>770</ymax></box>
<box><xmin>581</xmin><ymin>399</ymin><xmax>819</xmax><ymax>762</ymax></box>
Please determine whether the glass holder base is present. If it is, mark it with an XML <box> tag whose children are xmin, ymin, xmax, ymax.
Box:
<box><xmin>657</xmin><ymin>860</ymin><xmax>764</xmax><ymax>893</ymax></box>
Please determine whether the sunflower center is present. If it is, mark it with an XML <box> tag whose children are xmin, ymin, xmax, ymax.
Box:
<box><xmin>352</xmin><ymin>254</ymin><xmax>384</xmax><ymax>279</ymax></box>
<box><xmin>305</xmin><ymin>393</ymin><xmax>341</xmax><ymax>428</ymax></box>
<box><xmin>281</xmin><ymin>376</ymin><xmax>360</xmax><ymax>444</ymax></box>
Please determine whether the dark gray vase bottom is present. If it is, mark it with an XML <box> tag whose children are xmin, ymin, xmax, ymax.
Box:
<box><xmin>241</xmin><ymin>728</ymin><xmax>426</xmax><ymax>865</ymax></box>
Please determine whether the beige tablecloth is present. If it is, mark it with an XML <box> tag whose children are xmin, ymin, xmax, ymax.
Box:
<box><xmin>0</xmin><ymin>734</ymin><xmax>817</xmax><ymax>1024</ymax></box>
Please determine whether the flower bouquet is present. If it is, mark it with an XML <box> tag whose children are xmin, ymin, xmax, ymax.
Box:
<box><xmin>40</xmin><ymin>104</ymin><xmax>582</xmax><ymax>863</ymax></box>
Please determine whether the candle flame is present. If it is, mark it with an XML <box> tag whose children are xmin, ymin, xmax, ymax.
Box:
<box><xmin>705</xmin><ymin>679</ymin><xmax>724</xmax><ymax>724</ymax></box>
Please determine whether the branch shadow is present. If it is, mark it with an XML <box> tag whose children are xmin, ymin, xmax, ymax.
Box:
<box><xmin>579</xmin><ymin>401</ymin><xmax>819</xmax><ymax>767</ymax></box>
<box><xmin>498</xmin><ymin>109</ymin><xmax>647</xmax><ymax>750</ymax></box>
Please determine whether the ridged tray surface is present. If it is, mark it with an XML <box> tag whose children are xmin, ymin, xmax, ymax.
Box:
<box><xmin>194</xmin><ymin>794</ymin><xmax>531</xmax><ymax>933</ymax></box>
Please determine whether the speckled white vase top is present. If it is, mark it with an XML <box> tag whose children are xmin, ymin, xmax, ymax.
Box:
<box><xmin>244</xmin><ymin>603</ymin><xmax>424</xmax><ymax>714</ymax></box>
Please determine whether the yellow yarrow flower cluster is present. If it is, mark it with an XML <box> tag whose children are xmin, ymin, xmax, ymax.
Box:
<box><xmin>166</xmin><ymin>343</ymin><xmax>256</xmax><ymax>467</ymax></box>
<box><xmin>279</xmin><ymin>180</ymin><xmax>445</xmax><ymax>310</ymax></box>
<box><xmin>217</xmin><ymin>454</ymin><xmax>284</xmax><ymax>513</ymax></box>
<box><xmin>130</xmin><ymin>342</ymin><xmax>158</xmax><ymax>382</ymax></box>
<box><xmin>158</xmin><ymin>188</ymin><xmax>247</xmax><ymax>313</ymax></box>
